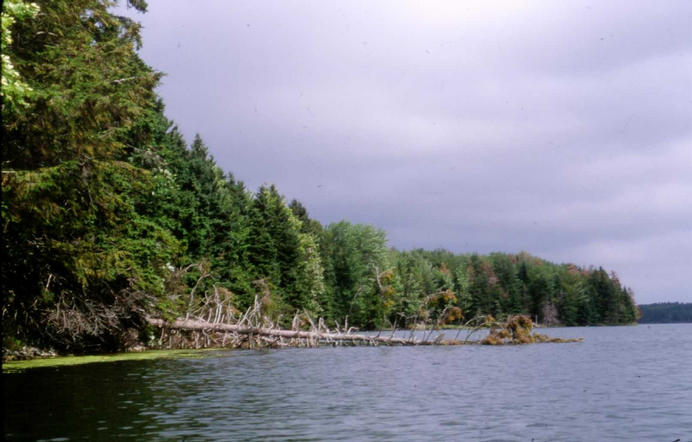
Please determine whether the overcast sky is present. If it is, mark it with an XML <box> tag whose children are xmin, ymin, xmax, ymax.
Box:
<box><xmin>122</xmin><ymin>0</ymin><xmax>692</xmax><ymax>304</ymax></box>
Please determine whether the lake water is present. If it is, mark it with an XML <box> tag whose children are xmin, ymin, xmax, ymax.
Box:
<box><xmin>3</xmin><ymin>324</ymin><xmax>692</xmax><ymax>441</ymax></box>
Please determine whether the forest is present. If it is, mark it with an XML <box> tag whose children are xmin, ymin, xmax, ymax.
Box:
<box><xmin>637</xmin><ymin>303</ymin><xmax>692</xmax><ymax>324</ymax></box>
<box><xmin>1</xmin><ymin>0</ymin><xmax>639</xmax><ymax>354</ymax></box>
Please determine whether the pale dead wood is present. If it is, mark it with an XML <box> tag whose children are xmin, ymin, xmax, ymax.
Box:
<box><xmin>148</xmin><ymin>293</ymin><xmax>581</xmax><ymax>349</ymax></box>
<box><xmin>147</xmin><ymin>317</ymin><xmax>441</xmax><ymax>346</ymax></box>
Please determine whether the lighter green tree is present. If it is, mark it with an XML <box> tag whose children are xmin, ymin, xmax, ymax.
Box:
<box><xmin>1</xmin><ymin>0</ymin><xmax>39</xmax><ymax>114</ymax></box>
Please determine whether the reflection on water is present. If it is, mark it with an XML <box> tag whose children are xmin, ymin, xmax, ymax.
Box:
<box><xmin>4</xmin><ymin>324</ymin><xmax>692</xmax><ymax>441</ymax></box>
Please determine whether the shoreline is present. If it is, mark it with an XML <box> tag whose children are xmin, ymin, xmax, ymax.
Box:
<box><xmin>2</xmin><ymin>348</ymin><xmax>219</xmax><ymax>373</ymax></box>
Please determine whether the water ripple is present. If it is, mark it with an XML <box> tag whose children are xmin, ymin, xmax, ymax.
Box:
<box><xmin>4</xmin><ymin>324</ymin><xmax>692</xmax><ymax>441</ymax></box>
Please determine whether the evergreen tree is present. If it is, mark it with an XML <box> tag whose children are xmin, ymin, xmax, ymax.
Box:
<box><xmin>0</xmin><ymin>0</ymin><xmax>641</xmax><ymax>354</ymax></box>
<box><xmin>320</xmin><ymin>221</ymin><xmax>388</xmax><ymax>326</ymax></box>
<box><xmin>247</xmin><ymin>185</ymin><xmax>323</xmax><ymax>315</ymax></box>
<box><xmin>2</xmin><ymin>0</ymin><xmax>177</xmax><ymax>350</ymax></box>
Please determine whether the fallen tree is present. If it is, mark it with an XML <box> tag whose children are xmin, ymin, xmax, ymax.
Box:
<box><xmin>147</xmin><ymin>317</ymin><xmax>440</xmax><ymax>347</ymax></box>
<box><xmin>146</xmin><ymin>295</ymin><xmax>582</xmax><ymax>349</ymax></box>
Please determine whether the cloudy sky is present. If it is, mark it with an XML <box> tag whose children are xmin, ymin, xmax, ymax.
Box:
<box><xmin>122</xmin><ymin>0</ymin><xmax>691</xmax><ymax>304</ymax></box>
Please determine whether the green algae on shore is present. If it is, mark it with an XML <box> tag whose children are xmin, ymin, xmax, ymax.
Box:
<box><xmin>2</xmin><ymin>348</ymin><xmax>219</xmax><ymax>373</ymax></box>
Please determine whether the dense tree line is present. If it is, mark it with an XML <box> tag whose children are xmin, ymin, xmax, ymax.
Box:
<box><xmin>1</xmin><ymin>1</ymin><xmax>639</xmax><ymax>353</ymax></box>
<box><xmin>638</xmin><ymin>303</ymin><xmax>692</xmax><ymax>324</ymax></box>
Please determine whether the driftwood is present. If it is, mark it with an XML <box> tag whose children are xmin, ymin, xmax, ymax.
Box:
<box><xmin>147</xmin><ymin>290</ymin><xmax>488</xmax><ymax>348</ymax></box>
<box><xmin>147</xmin><ymin>317</ymin><xmax>459</xmax><ymax>347</ymax></box>
<box><xmin>146</xmin><ymin>291</ymin><xmax>582</xmax><ymax>349</ymax></box>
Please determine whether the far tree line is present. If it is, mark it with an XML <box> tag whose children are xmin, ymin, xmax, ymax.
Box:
<box><xmin>637</xmin><ymin>303</ymin><xmax>692</xmax><ymax>324</ymax></box>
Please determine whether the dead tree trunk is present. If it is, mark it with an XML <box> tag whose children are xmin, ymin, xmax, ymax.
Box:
<box><xmin>147</xmin><ymin>317</ymin><xmax>454</xmax><ymax>346</ymax></box>
<box><xmin>146</xmin><ymin>292</ymin><xmax>581</xmax><ymax>349</ymax></box>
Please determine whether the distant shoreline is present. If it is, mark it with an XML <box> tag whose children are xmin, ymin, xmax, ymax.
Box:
<box><xmin>637</xmin><ymin>302</ymin><xmax>692</xmax><ymax>324</ymax></box>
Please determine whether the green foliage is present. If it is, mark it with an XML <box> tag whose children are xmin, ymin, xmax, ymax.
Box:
<box><xmin>247</xmin><ymin>185</ymin><xmax>323</xmax><ymax>316</ymax></box>
<box><xmin>2</xmin><ymin>0</ymin><xmax>172</xmax><ymax>351</ymax></box>
<box><xmin>320</xmin><ymin>221</ymin><xmax>389</xmax><ymax>327</ymax></box>
<box><xmin>289</xmin><ymin>199</ymin><xmax>323</xmax><ymax>239</ymax></box>
<box><xmin>1</xmin><ymin>0</ymin><xmax>39</xmax><ymax>113</ymax></box>
<box><xmin>1</xmin><ymin>0</ymin><xmax>640</xmax><ymax>355</ymax></box>
<box><xmin>376</xmin><ymin>249</ymin><xmax>639</xmax><ymax>328</ymax></box>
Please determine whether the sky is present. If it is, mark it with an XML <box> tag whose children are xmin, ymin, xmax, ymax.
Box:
<box><xmin>120</xmin><ymin>0</ymin><xmax>691</xmax><ymax>304</ymax></box>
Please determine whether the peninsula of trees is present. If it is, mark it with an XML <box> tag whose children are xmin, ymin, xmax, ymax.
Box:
<box><xmin>2</xmin><ymin>0</ymin><xmax>639</xmax><ymax>354</ymax></box>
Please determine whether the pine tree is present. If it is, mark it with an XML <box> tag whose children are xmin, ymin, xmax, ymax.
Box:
<box><xmin>2</xmin><ymin>0</ymin><xmax>177</xmax><ymax>350</ymax></box>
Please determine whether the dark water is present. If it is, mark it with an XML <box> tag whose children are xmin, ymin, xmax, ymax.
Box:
<box><xmin>4</xmin><ymin>324</ymin><xmax>692</xmax><ymax>441</ymax></box>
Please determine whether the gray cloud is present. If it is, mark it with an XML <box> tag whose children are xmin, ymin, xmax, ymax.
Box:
<box><xmin>121</xmin><ymin>0</ymin><xmax>692</xmax><ymax>303</ymax></box>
